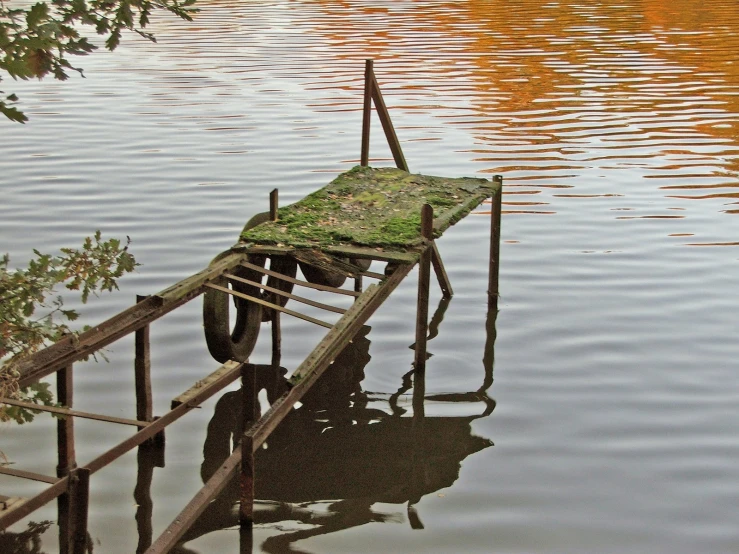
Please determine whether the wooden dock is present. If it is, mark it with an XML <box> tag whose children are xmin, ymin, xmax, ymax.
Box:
<box><xmin>0</xmin><ymin>60</ymin><xmax>502</xmax><ymax>553</ymax></box>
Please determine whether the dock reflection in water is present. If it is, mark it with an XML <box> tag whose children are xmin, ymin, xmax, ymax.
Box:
<box><xmin>169</xmin><ymin>299</ymin><xmax>497</xmax><ymax>553</ymax></box>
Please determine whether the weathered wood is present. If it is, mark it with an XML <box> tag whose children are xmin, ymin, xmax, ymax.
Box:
<box><xmin>240</xmin><ymin>260</ymin><xmax>361</xmax><ymax>297</ymax></box>
<box><xmin>56</xmin><ymin>364</ymin><xmax>76</xmax><ymax>476</ymax></box>
<box><xmin>323</xmin><ymin>245</ymin><xmax>419</xmax><ymax>264</ymax></box>
<box><xmin>223</xmin><ymin>272</ymin><xmax>347</xmax><ymax>314</ymax></box>
<box><xmin>414</xmin><ymin>205</ymin><xmax>433</xmax><ymax>372</ymax></box>
<box><xmin>135</xmin><ymin>295</ymin><xmax>153</xmax><ymax>423</ymax></box>
<box><xmin>171</xmin><ymin>360</ymin><xmax>242</xmax><ymax>409</ymax></box>
<box><xmin>361</xmin><ymin>59</ymin><xmax>373</xmax><ymax>167</ymax></box>
<box><xmin>370</xmin><ymin>74</ymin><xmax>408</xmax><ymax>172</ymax></box>
<box><xmin>0</xmin><ymin>397</ymin><xmax>146</xmax><ymax>428</ymax></box>
<box><xmin>204</xmin><ymin>282</ymin><xmax>334</xmax><ymax>329</ymax></box>
<box><xmin>271</xmin><ymin>311</ymin><xmax>281</xmax><ymax>366</ymax></box>
<box><xmin>430</xmin><ymin>243</ymin><xmax>453</xmax><ymax>298</ymax></box>
<box><xmin>270</xmin><ymin>188</ymin><xmax>279</xmax><ymax>221</ymax></box>
<box><xmin>488</xmin><ymin>176</ymin><xmax>503</xmax><ymax>308</ymax></box>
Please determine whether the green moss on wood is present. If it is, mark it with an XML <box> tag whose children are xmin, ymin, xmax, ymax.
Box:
<box><xmin>240</xmin><ymin>166</ymin><xmax>498</xmax><ymax>250</ymax></box>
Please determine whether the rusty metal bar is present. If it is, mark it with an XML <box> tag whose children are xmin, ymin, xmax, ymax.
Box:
<box><xmin>135</xmin><ymin>295</ymin><xmax>153</xmax><ymax>423</ymax></box>
<box><xmin>488</xmin><ymin>175</ymin><xmax>503</xmax><ymax>309</ymax></box>
<box><xmin>146</xmin><ymin>265</ymin><xmax>413</xmax><ymax>552</ymax></box>
<box><xmin>0</xmin><ymin>397</ymin><xmax>147</xmax><ymax>428</ymax></box>
<box><xmin>361</xmin><ymin>59</ymin><xmax>373</xmax><ymax>166</ymax></box>
<box><xmin>204</xmin><ymin>282</ymin><xmax>334</xmax><ymax>329</ymax></box>
<box><xmin>223</xmin><ymin>273</ymin><xmax>348</xmax><ymax>314</ymax></box>
<box><xmin>414</xmin><ymin>205</ymin><xmax>433</xmax><ymax>371</ymax></box>
<box><xmin>430</xmin><ymin>243</ymin><xmax>453</xmax><ymax>298</ymax></box>
<box><xmin>240</xmin><ymin>260</ymin><xmax>361</xmax><ymax>297</ymax></box>
<box><xmin>270</xmin><ymin>188</ymin><xmax>279</xmax><ymax>221</ymax></box>
<box><xmin>370</xmin><ymin>74</ymin><xmax>409</xmax><ymax>172</ymax></box>
<box><xmin>0</xmin><ymin>466</ymin><xmax>58</xmax><ymax>484</ymax></box>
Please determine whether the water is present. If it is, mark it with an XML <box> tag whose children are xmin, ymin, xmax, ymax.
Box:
<box><xmin>2</xmin><ymin>0</ymin><xmax>739</xmax><ymax>552</ymax></box>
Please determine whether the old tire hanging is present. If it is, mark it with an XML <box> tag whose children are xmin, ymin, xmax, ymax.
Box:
<box><xmin>261</xmin><ymin>255</ymin><xmax>298</xmax><ymax>322</ymax></box>
<box><xmin>203</xmin><ymin>255</ymin><xmax>264</xmax><ymax>363</ymax></box>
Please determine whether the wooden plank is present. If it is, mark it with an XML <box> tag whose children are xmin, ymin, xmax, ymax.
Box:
<box><xmin>171</xmin><ymin>360</ymin><xmax>242</xmax><ymax>409</ymax></box>
<box><xmin>371</xmin><ymin>74</ymin><xmax>408</xmax><ymax>172</ymax></box>
<box><xmin>240</xmin><ymin>260</ymin><xmax>361</xmax><ymax>297</ymax></box>
<box><xmin>203</xmin><ymin>283</ymin><xmax>334</xmax><ymax>329</ymax></box>
<box><xmin>323</xmin><ymin>245</ymin><xmax>420</xmax><ymax>264</ymax></box>
<box><xmin>0</xmin><ymin>496</ymin><xmax>26</xmax><ymax>512</ymax></box>
<box><xmin>430</xmin><ymin>243</ymin><xmax>453</xmax><ymax>298</ymax></box>
<box><xmin>223</xmin><ymin>273</ymin><xmax>347</xmax><ymax>314</ymax></box>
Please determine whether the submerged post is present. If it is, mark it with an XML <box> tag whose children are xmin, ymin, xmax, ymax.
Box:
<box><xmin>135</xmin><ymin>295</ymin><xmax>153</xmax><ymax>423</ymax></box>
<box><xmin>488</xmin><ymin>175</ymin><xmax>503</xmax><ymax>309</ymax></box>
<box><xmin>414</xmin><ymin>204</ymin><xmax>433</xmax><ymax>371</ymax></box>
<box><xmin>57</xmin><ymin>363</ymin><xmax>76</xmax><ymax>554</ymax></box>
<box><xmin>70</xmin><ymin>467</ymin><xmax>90</xmax><ymax>554</ymax></box>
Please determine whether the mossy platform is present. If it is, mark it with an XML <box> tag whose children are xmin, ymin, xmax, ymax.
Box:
<box><xmin>238</xmin><ymin>166</ymin><xmax>499</xmax><ymax>263</ymax></box>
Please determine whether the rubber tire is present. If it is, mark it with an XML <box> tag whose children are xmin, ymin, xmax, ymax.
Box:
<box><xmin>298</xmin><ymin>261</ymin><xmax>347</xmax><ymax>288</ymax></box>
<box><xmin>350</xmin><ymin>258</ymin><xmax>372</xmax><ymax>272</ymax></box>
<box><xmin>203</xmin><ymin>257</ymin><xmax>264</xmax><ymax>364</ymax></box>
<box><xmin>261</xmin><ymin>255</ymin><xmax>298</xmax><ymax>322</ymax></box>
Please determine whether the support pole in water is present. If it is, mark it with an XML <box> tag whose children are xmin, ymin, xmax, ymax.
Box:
<box><xmin>135</xmin><ymin>295</ymin><xmax>153</xmax><ymax>423</ymax></box>
<box><xmin>414</xmin><ymin>204</ymin><xmax>433</xmax><ymax>372</ymax></box>
<box><xmin>57</xmin><ymin>363</ymin><xmax>76</xmax><ymax>554</ymax></box>
<box><xmin>488</xmin><ymin>175</ymin><xmax>503</xmax><ymax>309</ymax></box>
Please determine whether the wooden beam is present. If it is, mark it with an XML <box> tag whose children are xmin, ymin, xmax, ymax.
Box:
<box><xmin>370</xmin><ymin>73</ymin><xmax>408</xmax><ymax>172</ymax></box>
<box><xmin>430</xmin><ymin>243</ymin><xmax>453</xmax><ymax>298</ymax></box>
<box><xmin>488</xmin><ymin>176</ymin><xmax>503</xmax><ymax>308</ymax></box>
<box><xmin>414</xmin><ymin>205</ymin><xmax>433</xmax><ymax>371</ymax></box>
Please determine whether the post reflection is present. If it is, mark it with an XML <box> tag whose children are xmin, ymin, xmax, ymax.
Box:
<box><xmin>171</xmin><ymin>298</ymin><xmax>498</xmax><ymax>553</ymax></box>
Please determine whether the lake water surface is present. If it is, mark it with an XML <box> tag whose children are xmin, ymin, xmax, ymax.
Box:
<box><xmin>2</xmin><ymin>1</ymin><xmax>739</xmax><ymax>552</ymax></box>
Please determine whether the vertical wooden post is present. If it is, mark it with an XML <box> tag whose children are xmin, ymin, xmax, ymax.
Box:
<box><xmin>361</xmin><ymin>60</ymin><xmax>373</xmax><ymax>167</ymax></box>
<box><xmin>70</xmin><ymin>467</ymin><xmax>91</xmax><ymax>554</ymax></box>
<box><xmin>414</xmin><ymin>204</ymin><xmax>433</xmax><ymax>372</ymax></box>
<box><xmin>488</xmin><ymin>175</ymin><xmax>503</xmax><ymax>309</ymax></box>
<box><xmin>239</xmin><ymin>433</ymin><xmax>255</xmax><ymax>527</ymax></box>
<box><xmin>56</xmin><ymin>364</ymin><xmax>76</xmax><ymax>476</ymax></box>
<box><xmin>269</xmin><ymin>188</ymin><xmax>279</xmax><ymax>222</ymax></box>
<box><xmin>354</xmin><ymin>275</ymin><xmax>363</xmax><ymax>294</ymax></box>
<box><xmin>135</xmin><ymin>295</ymin><xmax>153</xmax><ymax>423</ymax></box>
<box><xmin>57</xmin><ymin>364</ymin><xmax>76</xmax><ymax>554</ymax></box>
<box><xmin>271</xmin><ymin>312</ymin><xmax>282</xmax><ymax>368</ymax></box>
<box><xmin>241</xmin><ymin>364</ymin><xmax>258</xmax><ymax>434</ymax></box>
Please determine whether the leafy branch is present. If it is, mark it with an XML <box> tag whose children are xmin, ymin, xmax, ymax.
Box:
<box><xmin>0</xmin><ymin>0</ymin><xmax>198</xmax><ymax>122</ymax></box>
<box><xmin>0</xmin><ymin>232</ymin><xmax>138</xmax><ymax>419</ymax></box>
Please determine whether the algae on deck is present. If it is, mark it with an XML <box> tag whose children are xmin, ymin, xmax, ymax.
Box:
<box><xmin>240</xmin><ymin>166</ymin><xmax>498</xmax><ymax>251</ymax></box>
